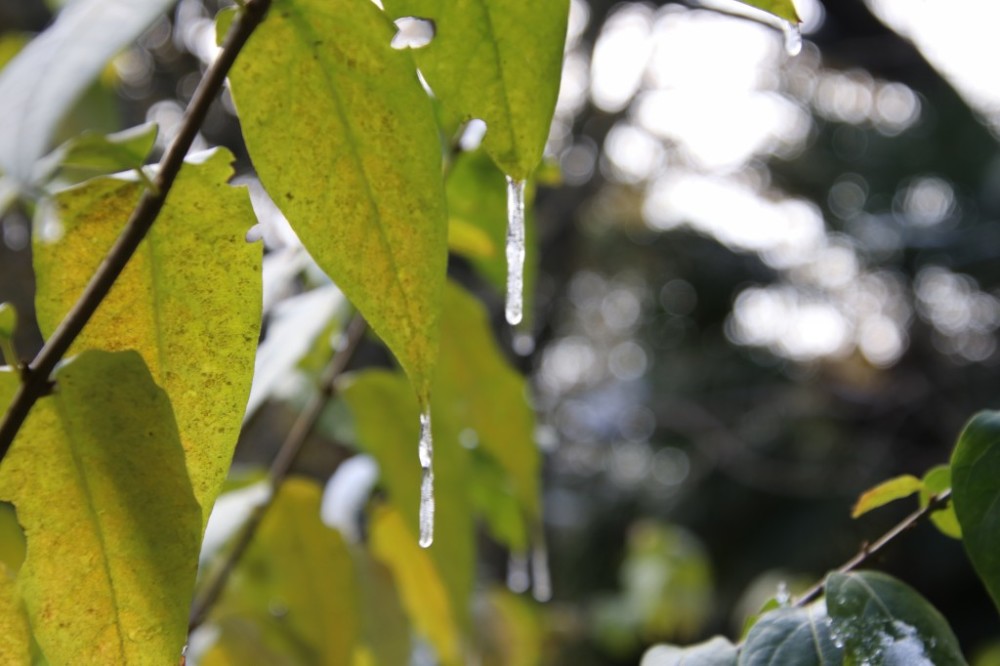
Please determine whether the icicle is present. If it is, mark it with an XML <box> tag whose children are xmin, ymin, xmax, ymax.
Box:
<box><xmin>504</xmin><ymin>176</ymin><xmax>527</xmax><ymax>326</ymax></box>
<box><xmin>506</xmin><ymin>552</ymin><xmax>530</xmax><ymax>593</ymax></box>
<box><xmin>531</xmin><ymin>534</ymin><xmax>552</xmax><ymax>602</ymax></box>
<box><xmin>781</xmin><ymin>20</ymin><xmax>802</xmax><ymax>56</ymax></box>
<box><xmin>418</xmin><ymin>409</ymin><xmax>435</xmax><ymax>548</ymax></box>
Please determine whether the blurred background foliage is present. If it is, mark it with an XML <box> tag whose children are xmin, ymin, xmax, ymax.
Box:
<box><xmin>3</xmin><ymin>0</ymin><xmax>1000</xmax><ymax>663</ymax></box>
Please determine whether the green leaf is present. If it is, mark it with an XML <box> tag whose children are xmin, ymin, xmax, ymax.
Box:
<box><xmin>0</xmin><ymin>303</ymin><xmax>15</xmax><ymax>340</ymax></box>
<box><xmin>353</xmin><ymin>552</ymin><xmax>412</xmax><ymax>666</ymax></box>
<box><xmin>224</xmin><ymin>0</ymin><xmax>447</xmax><ymax>404</ymax></box>
<box><xmin>0</xmin><ymin>564</ymin><xmax>30</xmax><ymax>665</ymax></box>
<box><xmin>640</xmin><ymin>636</ymin><xmax>737</xmax><ymax>666</ymax></box>
<box><xmin>735</xmin><ymin>1</ymin><xmax>800</xmax><ymax>23</ymax></box>
<box><xmin>211</xmin><ymin>478</ymin><xmax>360</xmax><ymax>665</ymax></box>
<box><xmin>919</xmin><ymin>465</ymin><xmax>960</xmax><ymax>539</ymax></box>
<box><xmin>383</xmin><ymin>0</ymin><xmax>568</xmax><ymax>178</ymax></box>
<box><xmin>0</xmin><ymin>0</ymin><xmax>174</xmax><ymax>184</ymax></box>
<box><xmin>57</xmin><ymin>122</ymin><xmax>158</xmax><ymax>181</ymax></box>
<box><xmin>338</xmin><ymin>370</ymin><xmax>475</xmax><ymax>646</ymax></box>
<box><xmin>851</xmin><ymin>474</ymin><xmax>924</xmax><ymax>518</ymax></box>
<box><xmin>33</xmin><ymin>148</ymin><xmax>261</xmax><ymax>526</ymax></box>
<box><xmin>446</xmin><ymin>151</ymin><xmax>539</xmax><ymax>326</ymax></box>
<box><xmin>370</xmin><ymin>503</ymin><xmax>463</xmax><ymax>665</ymax></box>
<box><xmin>951</xmin><ymin>411</ymin><xmax>1000</xmax><ymax>611</ymax></box>
<box><xmin>0</xmin><ymin>350</ymin><xmax>200</xmax><ymax>665</ymax></box>
<box><xmin>482</xmin><ymin>588</ymin><xmax>542</xmax><ymax>666</ymax></box>
<box><xmin>739</xmin><ymin>603</ymin><xmax>841</xmax><ymax>666</ymax></box>
<box><xmin>825</xmin><ymin>570</ymin><xmax>966</xmax><ymax>665</ymax></box>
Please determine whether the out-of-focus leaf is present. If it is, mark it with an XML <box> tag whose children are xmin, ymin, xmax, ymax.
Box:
<box><xmin>0</xmin><ymin>504</ymin><xmax>24</xmax><ymax>574</ymax></box>
<box><xmin>446</xmin><ymin>152</ymin><xmax>539</xmax><ymax>327</ymax></box>
<box><xmin>57</xmin><ymin>122</ymin><xmax>158</xmax><ymax>181</ymax></box>
<box><xmin>223</xmin><ymin>0</ymin><xmax>447</xmax><ymax>404</ymax></box>
<box><xmin>825</xmin><ymin>570</ymin><xmax>966</xmax><ymax>665</ymax></box>
<box><xmin>383</xmin><ymin>0</ymin><xmax>568</xmax><ymax>178</ymax></box>
<box><xmin>851</xmin><ymin>474</ymin><xmax>924</xmax><ymax>518</ymax></box>
<box><xmin>0</xmin><ymin>564</ymin><xmax>30</xmax><ymax>665</ymax></box>
<box><xmin>735</xmin><ymin>1</ymin><xmax>800</xmax><ymax>23</ymax></box>
<box><xmin>33</xmin><ymin>148</ymin><xmax>261</xmax><ymax>526</ymax></box>
<box><xmin>920</xmin><ymin>464</ymin><xmax>961</xmax><ymax>539</ymax></box>
<box><xmin>482</xmin><ymin>588</ymin><xmax>541</xmax><ymax>666</ymax></box>
<box><xmin>448</xmin><ymin>217</ymin><xmax>495</xmax><ymax>259</ymax></box>
<box><xmin>369</xmin><ymin>504</ymin><xmax>462</xmax><ymax>665</ymax></box>
<box><xmin>468</xmin><ymin>451</ymin><xmax>528</xmax><ymax>552</ymax></box>
<box><xmin>0</xmin><ymin>303</ymin><xmax>15</xmax><ymax>340</ymax></box>
<box><xmin>951</xmin><ymin>411</ymin><xmax>1000</xmax><ymax>611</ymax></box>
<box><xmin>0</xmin><ymin>350</ymin><xmax>200</xmax><ymax>665</ymax></box>
<box><xmin>640</xmin><ymin>637</ymin><xmax>738</xmax><ymax>666</ymax></box>
<box><xmin>353</xmin><ymin>551</ymin><xmax>412</xmax><ymax>666</ymax></box>
<box><xmin>211</xmin><ymin>478</ymin><xmax>360</xmax><ymax>665</ymax></box>
<box><xmin>199</xmin><ymin>616</ymin><xmax>296</xmax><ymax>666</ymax></box>
<box><xmin>0</xmin><ymin>0</ymin><xmax>174</xmax><ymax>184</ymax></box>
<box><xmin>739</xmin><ymin>603</ymin><xmax>841</xmax><ymax>665</ymax></box>
<box><xmin>339</xmin><ymin>370</ymin><xmax>474</xmax><ymax>643</ymax></box>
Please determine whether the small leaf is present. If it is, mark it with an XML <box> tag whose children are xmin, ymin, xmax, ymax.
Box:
<box><xmin>739</xmin><ymin>603</ymin><xmax>841</xmax><ymax>666</ymax></box>
<box><xmin>34</xmin><ymin>148</ymin><xmax>261</xmax><ymax>526</ymax></box>
<box><xmin>951</xmin><ymin>411</ymin><xmax>1000</xmax><ymax>612</ymax></box>
<box><xmin>735</xmin><ymin>1</ymin><xmax>800</xmax><ymax>23</ymax></box>
<box><xmin>0</xmin><ymin>0</ymin><xmax>174</xmax><ymax>184</ymax></box>
<box><xmin>224</xmin><ymin>0</ymin><xmax>448</xmax><ymax>404</ymax></box>
<box><xmin>919</xmin><ymin>465</ymin><xmax>960</xmax><ymax>539</ymax></box>
<box><xmin>0</xmin><ymin>350</ymin><xmax>201</xmax><ymax>665</ymax></box>
<box><xmin>369</xmin><ymin>504</ymin><xmax>462</xmax><ymax>665</ymax></box>
<box><xmin>383</xmin><ymin>0</ymin><xmax>568</xmax><ymax>178</ymax></box>
<box><xmin>640</xmin><ymin>636</ymin><xmax>737</xmax><ymax>666</ymax></box>
<box><xmin>57</xmin><ymin>122</ymin><xmax>158</xmax><ymax>181</ymax></box>
<box><xmin>851</xmin><ymin>474</ymin><xmax>924</xmax><ymax>518</ymax></box>
<box><xmin>0</xmin><ymin>303</ymin><xmax>16</xmax><ymax>340</ymax></box>
<box><xmin>825</xmin><ymin>570</ymin><xmax>966</xmax><ymax>665</ymax></box>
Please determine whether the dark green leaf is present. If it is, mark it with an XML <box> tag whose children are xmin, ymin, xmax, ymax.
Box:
<box><xmin>951</xmin><ymin>411</ymin><xmax>1000</xmax><ymax>611</ymax></box>
<box><xmin>382</xmin><ymin>0</ymin><xmax>569</xmax><ymax>178</ymax></box>
<box><xmin>0</xmin><ymin>0</ymin><xmax>174</xmax><ymax>184</ymax></box>
<box><xmin>224</xmin><ymin>0</ymin><xmax>447</xmax><ymax>404</ymax></box>
<box><xmin>641</xmin><ymin>636</ymin><xmax>738</xmax><ymax>666</ymax></box>
<box><xmin>739</xmin><ymin>603</ymin><xmax>841</xmax><ymax>666</ymax></box>
<box><xmin>825</xmin><ymin>570</ymin><xmax>966</xmax><ymax>665</ymax></box>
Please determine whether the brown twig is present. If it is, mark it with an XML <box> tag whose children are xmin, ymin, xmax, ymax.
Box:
<box><xmin>0</xmin><ymin>0</ymin><xmax>272</xmax><ymax>457</ymax></box>
<box><xmin>187</xmin><ymin>314</ymin><xmax>367</xmax><ymax>632</ymax></box>
<box><xmin>793</xmin><ymin>489</ymin><xmax>953</xmax><ymax>607</ymax></box>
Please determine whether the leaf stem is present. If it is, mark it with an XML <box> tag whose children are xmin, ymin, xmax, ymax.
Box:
<box><xmin>186</xmin><ymin>314</ymin><xmax>367</xmax><ymax>632</ymax></box>
<box><xmin>793</xmin><ymin>489</ymin><xmax>953</xmax><ymax>607</ymax></box>
<box><xmin>0</xmin><ymin>0</ymin><xmax>272</xmax><ymax>457</ymax></box>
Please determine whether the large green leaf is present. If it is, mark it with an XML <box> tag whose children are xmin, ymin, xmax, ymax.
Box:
<box><xmin>223</xmin><ymin>0</ymin><xmax>447</xmax><ymax>404</ymax></box>
<box><xmin>382</xmin><ymin>0</ymin><xmax>569</xmax><ymax>179</ymax></box>
<box><xmin>0</xmin><ymin>0</ymin><xmax>174</xmax><ymax>184</ymax></box>
<box><xmin>951</xmin><ymin>411</ymin><xmax>1000</xmax><ymax>611</ymax></box>
<box><xmin>739</xmin><ymin>603</ymin><xmax>841</xmax><ymax>666</ymax></box>
<box><xmin>0</xmin><ymin>350</ymin><xmax>200</xmax><ymax>665</ymax></box>
<box><xmin>735</xmin><ymin>1</ymin><xmax>800</xmax><ymax>23</ymax></box>
<box><xmin>825</xmin><ymin>571</ymin><xmax>966</xmax><ymax>665</ymax></box>
<box><xmin>640</xmin><ymin>636</ymin><xmax>737</xmax><ymax>666</ymax></box>
<box><xmin>209</xmin><ymin>478</ymin><xmax>360</xmax><ymax>665</ymax></box>
<box><xmin>33</xmin><ymin>148</ymin><xmax>261</xmax><ymax>526</ymax></box>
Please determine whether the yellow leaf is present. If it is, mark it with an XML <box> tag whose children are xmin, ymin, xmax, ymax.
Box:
<box><xmin>33</xmin><ymin>148</ymin><xmax>261</xmax><ymax>526</ymax></box>
<box><xmin>224</xmin><ymin>0</ymin><xmax>447</xmax><ymax>404</ymax></box>
<box><xmin>0</xmin><ymin>350</ymin><xmax>200</xmax><ymax>665</ymax></box>
<box><xmin>448</xmin><ymin>217</ymin><xmax>495</xmax><ymax>259</ymax></box>
<box><xmin>851</xmin><ymin>474</ymin><xmax>924</xmax><ymax>518</ymax></box>
<box><xmin>0</xmin><ymin>564</ymin><xmax>30</xmax><ymax>665</ymax></box>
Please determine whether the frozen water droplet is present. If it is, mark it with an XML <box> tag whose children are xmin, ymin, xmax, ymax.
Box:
<box><xmin>390</xmin><ymin>17</ymin><xmax>435</xmax><ymax>50</ymax></box>
<box><xmin>782</xmin><ymin>20</ymin><xmax>802</xmax><ymax>56</ymax></box>
<box><xmin>507</xmin><ymin>552</ymin><xmax>530</xmax><ymax>593</ymax></box>
<box><xmin>418</xmin><ymin>410</ymin><xmax>434</xmax><ymax>548</ymax></box>
<box><xmin>245</xmin><ymin>224</ymin><xmax>263</xmax><ymax>243</ymax></box>
<box><xmin>531</xmin><ymin>535</ymin><xmax>552</xmax><ymax>602</ymax></box>
<box><xmin>505</xmin><ymin>176</ymin><xmax>527</xmax><ymax>326</ymax></box>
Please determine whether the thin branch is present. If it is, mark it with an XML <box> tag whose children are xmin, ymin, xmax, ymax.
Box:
<box><xmin>793</xmin><ymin>489</ymin><xmax>953</xmax><ymax>607</ymax></box>
<box><xmin>187</xmin><ymin>314</ymin><xmax>368</xmax><ymax>632</ymax></box>
<box><xmin>0</xmin><ymin>0</ymin><xmax>272</xmax><ymax>457</ymax></box>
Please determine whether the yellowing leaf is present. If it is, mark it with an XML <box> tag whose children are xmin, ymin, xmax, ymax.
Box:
<box><xmin>211</xmin><ymin>478</ymin><xmax>360</xmax><ymax>665</ymax></box>
<box><xmin>224</xmin><ymin>0</ymin><xmax>447</xmax><ymax>404</ymax></box>
<box><xmin>33</xmin><ymin>148</ymin><xmax>261</xmax><ymax>526</ymax></box>
<box><xmin>0</xmin><ymin>564</ymin><xmax>30</xmax><ymax>665</ymax></box>
<box><xmin>736</xmin><ymin>0</ymin><xmax>800</xmax><ymax>23</ymax></box>
<box><xmin>369</xmin><ymin>504</ymin><xmax>462</xmax><ymax>665</ymax></box>
<box><xmin>484</xmin><ymin>588</ymin><xmax>542</xmax><ymax>666</ymax></box>
<box><xmin>850</xmin><ymin>474</ymin><xmax>924</xmax><ymax>518</ymax></box>
<box><xmin>0</xmin><ymin>350</ymin><xmax>200</xmax><ymax>665</ymax></box>
<box><xmin>383</xmin><ymin>0</ymin><xmax>569</xmax><ymax>178</ymax></box>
